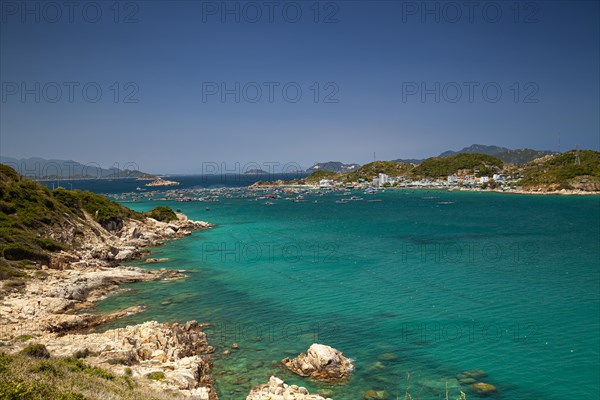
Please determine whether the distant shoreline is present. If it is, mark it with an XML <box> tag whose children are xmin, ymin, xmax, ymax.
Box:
<box><xmin>250</xmin><ymin>183</ymin><xmax>600</xmax><ymax>196</ymax></box>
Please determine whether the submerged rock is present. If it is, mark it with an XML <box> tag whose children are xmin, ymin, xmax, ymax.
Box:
<box><xmin>363</xmin><ymin>389</ymin><xmax>387</xmax><ymax>399</ymax></box>
<box><xmin>282</xmin><ymin>343</ymin><xmax>353</xmax><ymax>382</ymax></box>
<box><xmin>470</xmin><ymin>382</ymin><xmax>497</xmax><ymax>396</ymax></box>
<box><xmin>377</xmin><ymin>353</ymin><xmax>400</xmax><ymax>362</ymax></box>
<box><xmin>246</xmin><ymin>376</ymin><xmax>331</xmax><ymax>400</ymax></box>
<box><xmin>457</xmin><ymin>369</ymin><xmax>487</xmax><ymax>380</ymax></box>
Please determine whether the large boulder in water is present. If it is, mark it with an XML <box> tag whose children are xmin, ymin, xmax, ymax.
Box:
<box><xmin>282</xmin><ymin>343</ymin><xmax>353</xmax><ymax>381</ymax></box>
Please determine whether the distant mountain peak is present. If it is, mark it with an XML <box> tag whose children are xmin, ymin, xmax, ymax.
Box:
<box><xmin>438</xmin><ymin>144</ymin><xmax>557</xmax><ymax>165</ymax></box>
<box><xmin>439</xmin><ymin>144</ymin><xmax>511</xmax><ymax>157</ymax></box>
<box><xmin>0</xmin><ymin>156</ymin><xmax>153</xmax><ymax>179</ymax></box>
<box><xmin>307</xmin><ymin>161</ymin><xmax>360</xmax><ymax>173</ymax></box>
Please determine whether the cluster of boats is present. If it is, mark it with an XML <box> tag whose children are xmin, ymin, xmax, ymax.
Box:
<box><xmin>106</xmin><ymin>186</ymin><xmax>390</xmax><ymax>207</ymax></box>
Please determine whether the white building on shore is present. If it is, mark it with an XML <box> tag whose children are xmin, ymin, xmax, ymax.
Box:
<box><xmin>378</xmin><ymin>173</ymin><xmax>389</xmax><ymax>186</ymax></box>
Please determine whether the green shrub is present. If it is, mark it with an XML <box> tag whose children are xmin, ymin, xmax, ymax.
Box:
<box><xmin>0</xmin><ymin>350</ymin><xmax>177</xmax><ymax>400</ymax></box>
<box><xmin>146</xmin><ymin>371</ymin><xmax>165</xmax><ymax>381</ymax></box>
<box><xmin>86</xmin><ymin>367</ymin><xmax>115</xmax><ymax>380</ymax></box>
<box><xmin>3</xmin><ymin>243</ymin><xmax>49</xmax><ymax>263</ymax></box>
<box><xmin>73</xmin><ymin>349</ymin><xmax>93</xmax><ymax>359</ymax></box>
<box><xmin>30</xmin><ymin>361</ymin><xmax>62</xmax><ymax>376</ymax></box>
<box><xmin>2</xmin><ymin>280</ymin><xmax>26</xmax><ymax>291</ymax></box>
<box><xmin>20</xmin><ymin>344</ymin><xmax>50</xmax><ymax>359</ymax></box>
<box><xmin>0</xmin><ymin>261</ymin><xmax>26</xmax><ymax>281</ymax></box>
<box><xmin>123</xmin><ymin>375</ymin><xmax>134</xmax><ymax>390</ymax></box>
<box><xmin>145</xmin><ymin>206</ymin><xmax>177</xmax><ymax>222</ymax></box>
<box><xmin>58</xmin><ymin>392</ymin><xmax>86</xmax><ymax>400</ymax></box>
<box><xmin>0</xmin><ymin>352</ymin><xmax>11</xmax><ymax>373</ymax></box>
<box><xmin>107</xmin><ymin>353</ymin><xmax>135</xmax><ymax>366</ymax></box>
<box><xmin>14</xmin><ymin>335</ymin><xmax>33</xmax><ymax>342</ymax></box>
<box><xmin>59</xmin><ymin>357</ymin><xmax>87</xmax><ymax>372</ymax></box>
<box><xmin>35</xmin><ymin>238</ymin><xmax>67</xmax><ymax>252</ymax></box>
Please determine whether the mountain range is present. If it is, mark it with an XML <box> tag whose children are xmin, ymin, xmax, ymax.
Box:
<box><xmin>312</xmin><ymin>145</ymin><xmax>558</xmax><ymax>172</ymax></box>
<box><xmin>0</xmin><ymin>145</ymin><xmax>561</xmax><ymax>177</ymax></box>
<box><xmin>306</xmin><ymin>161</ymin><xmax>361</xmax><ymax>173</ymax></box>
<box><xmin>436</xmin><ymin>144</ymin><xmax>557</xmax><ymax>165</ymax></box>
<box><xmin>0</xmin><ymin>157</ymin><xmax>152</xmax><ymax>180</ymax></box>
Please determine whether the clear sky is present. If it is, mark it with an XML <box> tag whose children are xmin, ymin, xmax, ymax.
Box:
<box><xmin>1</xmin><ymin>0</ymin><xmax>598</xmax><ymax>174</ymax></box>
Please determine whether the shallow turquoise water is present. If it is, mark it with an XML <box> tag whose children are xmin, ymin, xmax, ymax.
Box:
<box><xmin>96</xmin><ymin>190</ymin><xmax>600</xmax><ymax>399</ymax></box>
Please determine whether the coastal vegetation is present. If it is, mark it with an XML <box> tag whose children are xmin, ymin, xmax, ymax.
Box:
<box><xmin>412</xmin><ymin>153</ymin><xmax>503</xmax><ymax>177</ymax></box>
<box><xmin>142</xmin><ymin>206</ymin><xmax>178</xmax><ymax>222</ymax></box>
<box><xmin>343</xmin><ymin>161</ymin><xmax>415</xmax><ymax>182</ymax></box>
<box><xmin>517</xmin><ymin>150</ymin><xmax>600</xmax><ymax>190</ymax></box>
<box><xmin>304</xmin><ymin>169</ymin><xmax>338</xmax><ymax>183</ymax></box>
<box><xmin>302</xmin><ymin>153</ymin><xmax>504</xmax><ymax>182</ymax></box>
<box><xmin>438</xmin><ymin>144</ymin><xmax>556</xmax><ymax>165</ymax></box>
<box><xmin>0</xmin><ymin>165</ymin><xmax>179</xmax><ymax>281</ymax></box>
<box><xmin>297</xmin><ymin>150</ymin><xmax>600</xmax><ymax>192</ymax></box>
<box><xmin>0</xmin><ymin>351</ymin><xmax>183</xmax><ymax>400</ymax></box>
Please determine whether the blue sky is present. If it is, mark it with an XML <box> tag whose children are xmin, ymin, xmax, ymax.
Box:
<box><xmin>1</xmin><ymin>0</ymin><xmax>599</xmax><ymax>174</ymax></box>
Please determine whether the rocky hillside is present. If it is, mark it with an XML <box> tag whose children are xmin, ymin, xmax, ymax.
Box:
<box><xmin>517</xmin><ymin>150</ymin><xmax>600</xmax><ymax>191</ymax></box>
<box><xmin>303</xmin><ymin>154</ymin><xmax>504</xmax><ymax>182</ymax></box>
<box><xmin>0</xmin><ymin>164</ymin><xmax>178</xmax><ymax>280</ymax></box>
<box><xmin>438</xmin><ymin>144</ymin><xmax>556</xmax><ymax>165</ymax></box>
<box><xmin>343</xmin><ymin>161</ymin><xmax>415</xmax><ymax>182</ymax></box>
<box><xmin>413</xmin><ymin>153</ymin><xmax>504</xmax><ymax>178</ymax></box>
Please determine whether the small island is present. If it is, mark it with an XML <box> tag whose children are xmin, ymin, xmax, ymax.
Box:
<box><xmin>145</xmin><ymin>177</ymin><xmax>180</xmax><ymax>187</ymax></box>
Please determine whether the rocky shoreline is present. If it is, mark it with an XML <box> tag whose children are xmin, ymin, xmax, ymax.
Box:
<box><xmin>0</xmin><ymin>211</ymin><xmax>217</xmax><ymax>399</ymax></box>
<box><xmin>0</xmin><ymin>207</ymin><xmax>359</xmax><ymax>400</ymax></box>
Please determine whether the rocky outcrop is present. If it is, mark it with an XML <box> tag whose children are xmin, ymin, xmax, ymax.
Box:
<box><xmin>10</xmin><ymin>321</ymin><xmax>216</xmax><ymax>399</ymax></box>
<box><xmin>1</xmin><ymin>211</ymin><xmax>214</xmax><ymax>398</ymax></box>
<box><xmin>48</xmin><ymin>212</ymin><xmax>211</xmax><ymax>270</ymax></box>
<box><xmin>246</xmin><ymin>376</ymin><xmax>331</xmax><ymax>400</ymax></box>
<box><xmin>282</xmin><ymin>344</ymin><xmax>353</xmax><ymax>382</ymax></box>
<box><xmin>0</xmin><ymin>266</ymin><xmax>187</xmax><ymax>338</ymax></box>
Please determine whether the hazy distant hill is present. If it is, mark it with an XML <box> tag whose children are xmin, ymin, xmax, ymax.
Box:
<box><xmin>439</xmin><ymin>144</ymin><xmax>511</xmax><ymax>157</ymax></box>
<box><xmin>392</xmin><ymin>158</ymin><xmax>423</xmax><ymax>164</ymax></box>
<box><xmin>306</xmin><ymin>161</ymin><xmax>361</xmax><ymax>173</ymax></box>
<box><xmin>438</xmin><ymin>144</ymin><xmax>557</xmax><ymax>165</ymax></box>
<box><xmin>0</xmin><ymin>157</ymin><xmax>153</xmax><ymax>180</ymax></box>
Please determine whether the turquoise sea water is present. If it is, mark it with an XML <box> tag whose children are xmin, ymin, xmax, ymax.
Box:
<box><xmin>95</xmin><ymin>190</ymin><xmax>600</xmax><ymax>399</ymax></box>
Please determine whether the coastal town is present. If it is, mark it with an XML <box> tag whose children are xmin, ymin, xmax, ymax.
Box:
<box><xmin>314</xmin><ymin>172</ymin><xmax>511</xmax><ymax>191</ymax></box>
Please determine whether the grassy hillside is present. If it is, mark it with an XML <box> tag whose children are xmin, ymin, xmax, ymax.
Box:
<box><xmin>343</xmin><ymin>161</ymin><xmax>415</xmax><ymax>182</ymax></box>
<box><xmin>0</xmin><ymin>164</ymin><xmax>177</xmax><ymax>280</ymax></box>
<box><xmin>438</xmin><ymin>144</ymin><xmax>555</xmax><ymax>165</ymax></box>
<box><xmin>0</xmin><ymin>349</ymin><xmax>183</xmax><ymax>400</ymax></box>
<box><xmin>413</xmin><ymin>153</ymin><xmax>503</xmax><ymax>178</ymax></box>
<box><xmin>518</xmin><ymin>150</ymin><xmax>600</xmax><ymax>190</ymax></box>
<box><xmin>495</xmin><ymin>149</ymin><xmax>557</xmax><ymax>165</ymax></box>
<box><xmin>304</xmin><ymin>170</ymin><xmax>339</xmax><ymax>183</ymax></box>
